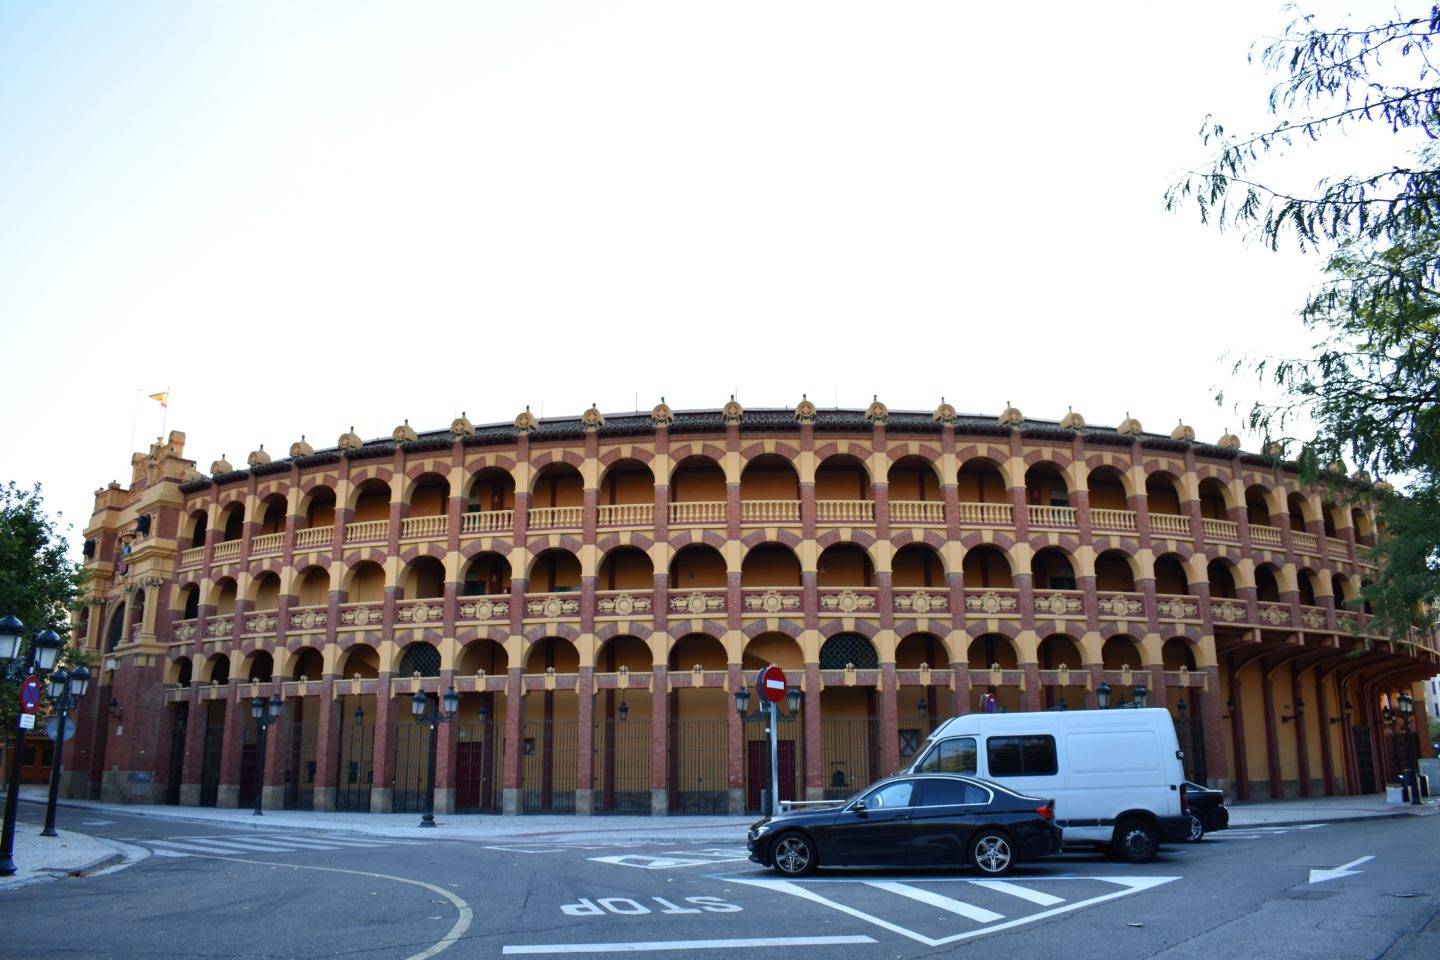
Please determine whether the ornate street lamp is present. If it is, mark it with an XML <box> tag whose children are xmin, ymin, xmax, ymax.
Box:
<box><xmin>1132</xmin><ymin>685</ymin><xmax>1149</xmax><ymax>709</ymax></box>
<box><xmin>1096</xmin><ymin>682</ymin><xmax>1112</xmax><ymax>710</ymax></box>
<box><xmin>1398</xmin><ymin>692</ymin><xmax>1421</xmax><ymax>806</ymax></box>
<box><xmin>39</xmin><ymin>665</ymin><xmax>89</xmax><ymax>837</ymax></box>
<box><xmin>734</xmin><ymin>675</ymin><xmax>802</xmax><ymax>817</ymax></box>
<box><xmin>249</xmin><ymin>694</ymin><xmax>282</xmax><ymax>816</ymax></box>
<box><xmin>0</xmin><ymin>622</ymin><xmax>65</xmax><ymax>876</ymax></box>
<box><xmin>412</xmin><ymin>686</ymin><xmax>459</xmax><ymax>828</ymax></box>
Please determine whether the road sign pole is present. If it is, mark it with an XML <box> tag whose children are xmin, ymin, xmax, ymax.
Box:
<box><xmin>768</xmin><ymin>701</ymin><xmax>780</xmax><ymax>818</ymax></box>
<box><xmin>40</xmin><ymin>705</ymin><xmax>68</xmax><ymax>837</ymax></box>
<box><xmin>0</xmin><ymin>720</ymin><xmax>26</xmax><ymax>875</ymax></box>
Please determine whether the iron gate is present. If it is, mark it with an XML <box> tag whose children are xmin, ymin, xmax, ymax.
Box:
<box><xmin>165</xmin><ymin>705</ymin><xmax>188</xmax><ymax>805</ymax></box>
<box><xmin>669</xmin><ymin>719</ymin><xmax>728</xmax><ymax>814</ymax></box>
<box><xmin>456</xmin><ymin>719</ymin><xmax>503</xmax><ymax>813</ymax></box>
<box><xmin>520</xmin><ymin>719</ymin><xmax>578</xmax><ymax>813</ymax></box>
<box><xmin>284</xmin><ymin>720</ymin><xmax>318</xmax><ymax>810</ymax></box>
<box><xmin>1351</xmin><ymin>725</ymin><xmax>1377</xmax><ymax>794</ymax></box>
<box><xmin>391</xmin><ymin>722</ymin><xmax>434</xmax><ymax>814</ymax></box>
<box><xmin>743</xmin><ymin>713</ymin><xmax>803</xmax><ymax>813</ymax></box>
<box><xmin>237</xmin><ymin>721</ymin><xmax>260</xmax><ymax>809</ymax></box>
<box><xmin>336</xmin><ymin>714</ymin><xmax>374</xmax><ymax>812</ymax></box>
<box><xmin>592</xmin><ymin>718</ymin><xmax>651</xmax><ymax>814</ymax></box>
<box><xmin>198</xmin><ymin>722</ymin><xmax>224</xmax><ymax>807</ymax></box>
<box><xmin>1176</xmin><ymin>716</ymin><xmax>1208</xmax><ymax>783</ymax></box>
<box><xmin>821</xmin><ymin>716</ymin><xmax>880</xmax><ymax>800</ymax></box>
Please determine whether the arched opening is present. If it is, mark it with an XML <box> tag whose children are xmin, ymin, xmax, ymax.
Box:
<box><xmin>1024</xmin><ymin>463</ymin><xmax>1069</xmax><ymax>507</ymax></box>
<box><xmin>1298</xmin><ymin>569</ymin><xmax>1319</xmax><ymax>606</ymax></box>
<box><xmin>592</xmin><ymin>634</ymin><xmax>653</xmax><ymax>814</ymax></box>
<box><xmin>1198</xmin><ymin>478</ymin><xmax>1230</xmax><ymax>520</ymax></box>
<box><xmin>1207</xmin><ymin>559</ymin><xmax>1238</xmax><ymax>598</ymax></box>
<box><xmin>291</xmin><ymin>648</ymin><xmax>324</xmax><ymax>681</ymax></box>
<box><xmin>1095</xmin><ymin>550</ymin><xmax>1137</xmax><ymax>592</ymax></box>
<box><xmin>741</xmin><ymin>632</ymin><xmax>804</xmax><ymax>808</ymax></box>
<box><xmin>1352</xmin><ymin>508</ymin><xmax>1375</xmax><ymax>546</ymax></box>
<box><xmin>1031</xmin><ymin>547</ymin><xmax>1077</xmax><ymax>591</ymax></box>
<box><xmin>454</xmin><ymin>637</ymin><xmax>509</xmax><ymax>814</ymax></box>
<box><xmin>205</xmin><ymin>654</ymin><xmax>231</xmax><ymax>685</ymax></box>
<box><xmin>599</xmin><ymin>459</ymin><xmax>654</xmax><ymax>506</ymax></box>
<box><xmin>402</xmin><ymin>556</ymin><xmax>445</xmax><ymax>599</ymax></box>
<box><xmin>887</xmin><ymin>456</ymin><xmax>939</xmax><ymax>502</ymax></box>
<box><xmin>253</xmin><ymin>572</ymin><xmax>281</xmax><ymax>612</ymax></box>
<box><xmin>408</xmin><ymin>473</ymin><xmax>450</xmax><ymax>517</ymax></box>
<box><xmin>219</xmin><ymin>503</ymin><xmax>245</xmax><ymax>542</ymax></box>
<box><xmin>669</xmin><ymin>544</ymin><xmax>726</xmax><ymax>588</ymax></box>
<box><xmin>398</xmin><ymin>641</ymin><xmax>441</xmax><ymax>678</ymax></box>
<box><xmin>819</xmin><ymin>633</ymin><xmax>879</xmax><ymax>669</ymax></box>
<box><xmin>1287</xmin><ymin>492</ymin><xmax>1311</xmax><ymax>530</ymax></box>
<box><xmin>893</xmin><ymin>543</ymin><xmax>944</xmax><ymax>588</ymax></box>
<box><xmin>740</xmin><ymin>454</ymin><xmax>799</xmax><ymax>501</ymax></box>
<box><xmin>301</xmin><ymin>488</ymin><xmax>336</xmax><ymax>529</ymax></box>
<box><xmin>817</xmin><ymin>543</ymin><xmax>874</xmax><ymax>588</ymax></box>
<box><xmin>352</xmin><ymin>479</ymin><xmax>391</xmax><ymax>523</ymax></box>
<box><xmin>598</xmin><ymin>546</ymin><xmax>653</xmax><ymax>591</ymax></box>
<box><xmin>529</xmin><ymin>549</ymin><xmax>581</xmax><ymax>592</ymax></box>
<box><xmin>1255</xmin><ymin>566</ymin><xmax>1281</xmax><ymax>603</ymax></box>
<box><xmin>957</xmin><ymin>459</ymin><xmax>1008</xmax><ymax>503</ymax></box>
<box><xmin>457</xmin><ymin>638</ymin><xmax>508</xmax><ymax>675</ymax></box>
<box><xmin>257</xmin><ymin>494</ymin><xmax>286</xmax><ymax>535</ymax></box>
<box><xmin>896</xmin><ymin>632</ymin><xmax>949</xmax><ymax>670</ymax></box>
<box><xmin>740</xmin><ymin>543</ymin><xmax>801</xmax><ymax>587</ymax></box>
<box><xmin>337</xmin><ymin>644</ymin><xmax>379</xmax><ymax>679</ymax></box>
<box><xmin>1101</xmin><ymin>635</ymin><xmax>1143</xmax><ymax>669</ymax></box>
<box><xmin>968</xmin><ymin>634</ymin><xmax>1020</xmax><ymax>713</ymax></box>
<box><xmin>961</xmin><ymin>545</ymin><xmax>1013</xmax><ymax>589</ymax></box>
<box><xmin>1332</xmin><ymin>573</ymin><xmax>1355</xmax><ymax>607</ymax></box>
<box><xmin>246</xmin><ymin>651</ymin><xmax>274</xmax><ymax>682</ymax></box>
<box><xmin>185</xmin><ymin>510</ymin><xmax>208</xmax><ymax>548</ymax></box>
<box><xmin>1038</xmin><ymin>634</ymin><xmax>1086</xmax><ymax>710</ymax></box>
<box><xmin>742</xmin><ymin>632</ymin><xmax>803</xmax><ymax>671</ymax></box>
<box><xmin>897</xmin><ymin>632</ymin><xmax>951</xmax><ymax>745</ymax></box>
<box><xmin>1322</xmin><ymin>503</ymin><xmax>1342</xmax><ymax>539</ymax></box>
<box><xmin>1162</xmin><ymin>638</ymin><xmax>1196</xmax><ymax>670</ymax></box>
<box><xmin>1038</xmin><ymin>634</ymin><xmax>1082</xmax><ymax>669</ymax></box>
<box><xmin>521</xmin><ymin>636</ymin><xmax>581</xmax><ymax>812</ymax></box>
<box><xmin>467</xmin><ymin>468</ymin><xmax>516</xmax><ymax>513</ymax></box>
<box><xmin>1088</xmin><ymin>466</ymin><xmax>1130</xmax><ymax>511</ymax></box>
<box><xmin>1146</xmin><ymin>472</ymin><xmax>1183</xmax><ymax>516</ymax></box>
<box><xmin>533</xmin><ymin>462</ymin><xmax>583</xmax><ymax>508</ymax></box>
<box><xmin>1245</xmin><ymin>485</ymin><xmax>1273</xmax><ymax>526</ymax></box>
<box><xmin>344</xmin><ymin>561</ymin><xmax>386</xmax><ymax>603</ymax></box>
<box><xmin>1154</xmin><ymin>554</ymin><xmax>1191</xmax><ymax>595</ymax></box>
<box><xmin>177</xmin><ymin>584</ymin><xmax>200</xmax><ymax>620</ymax></box>
<box><xmin>296</xmin><ymin>566</ymin><xmax>330</xmax><ymax>607</ymax></box>
<box><xmin>815</xmin><ymin>455</ymin><xmax>870</xmax><ymax>501</ymax></box>
<box><xmin>213</xmin><ymin>578</ymin><xmax>237</xmax><ymax>616</ymax></box>
<box><xmin>105</xmin><ymin>605</ymin><xmax>126</xmax><ymax>651</ymax></box>
<box><xmin>462</xmin><ymin>552</ymin><xmax>511</xmax><ymax>596</ymax></box>
<box><xmin>671</xmin><ymin>456</ymin><xmax>725</xmax><ymax>503</ymax></box>
<box><xmin>169</xmin><ymin>657</ymin><xmax>194</xmax><ymax>687</ymax></box>
<box><xmin>670</xmin><ymin>633</ymin><xmax>728</xmax><ymax>671</ymax></box>
<box><xmin>667</xmin><ymin>632</ymin><xmax>730</xmax><ymax>811</ymax></box>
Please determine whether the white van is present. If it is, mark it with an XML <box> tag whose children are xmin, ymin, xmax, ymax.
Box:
<box><xmin>905</xmin><ymin>708</ymin><xmax>1189</xmax><ymax>862</ymax></box>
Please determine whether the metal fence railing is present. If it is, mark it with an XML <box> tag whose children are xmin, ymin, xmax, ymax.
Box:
<box><xmin>593</xmin><ymin>719</ymin><xmax>651</xmax><ymax>814</ymax></box>
<box><xmin>521</xmin><ymin>720</ymin><xmax>578</xmax><ymax>813</ymax></box>
<box><xmin>670</xmin><ymin>720</ymin><xmax>729</xmax><ymax>814</ymax></box>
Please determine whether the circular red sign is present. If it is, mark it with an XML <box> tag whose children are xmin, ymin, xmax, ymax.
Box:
<box><xmin>755</xmin><ymin>664</ymin><xmax>788</xmax><ymax>703</ymax></box>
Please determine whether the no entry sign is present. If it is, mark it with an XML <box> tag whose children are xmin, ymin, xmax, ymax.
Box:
<box><xmin>17</xmin><ymin>674</ymin><xmax>39</xmax><ymax>730</ymax></box>
<box><xmin>756</xmin><ymin>664</ymin><xmax>787</xmax><ymax>704</ymax></box>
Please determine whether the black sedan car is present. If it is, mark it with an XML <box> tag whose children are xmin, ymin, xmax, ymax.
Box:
<box><xmin>747</xmin><ymin>773</ymin><xmax>1062</xmax><ymax>877</ymax></box>
<box><xmin>1182</xmin><ymin>781</ymin><xmax>1229</xmax><ymax>840</ymax></box>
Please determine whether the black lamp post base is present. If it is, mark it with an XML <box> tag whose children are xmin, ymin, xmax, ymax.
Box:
<box><xmin>39</xmin><ymin>825</ymin><xmax>57</xmax><ymax>838</ymax></box>
<box><xmin>419</xmin><ymin>814</ymin><xmax>436</xmax><ymax>828</ymax></box>
<box><xmin>0</xmin><ymin>856</ymin><xmax>15</xmax><ymax>876</ymax></box>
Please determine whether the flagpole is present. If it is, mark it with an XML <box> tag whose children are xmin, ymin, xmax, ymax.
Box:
<box><xmin>127</xmin><ymin>388</ymin><xmax>141</xmax><ymax>460</ymax></box>
<box><xmin>161</xmin><ymin>385</ymin><xmax>170</xmax><ymax>440</ymax></box>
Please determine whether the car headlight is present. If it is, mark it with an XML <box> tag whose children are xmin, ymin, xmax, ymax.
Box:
<box><xmin>753</xmin><ymin>823</ymin><xmax>773</xmax><ymax>836</ymax></box>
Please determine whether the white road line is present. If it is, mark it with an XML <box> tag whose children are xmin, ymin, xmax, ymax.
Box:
<box><xmin>863</xmin><ymin>881</ymin><xmax>1005</xmax><ymax>923</ymax></box>
<box><xmin>502</xmin><ymin>935</ymin><xmax>877</xmax><ymax>954</ymax></box>
<box><xmin>244</xmin><ymin>835</ymin><xmax>383</xmax><ymax>850</ymax></box>
<box><xmin>726</xmin><ymin>878</ymin><xmax>936</xmax><ymax>943</ymax></box>
<box><xmin>967</xmin><ymin>879</ymin><xmax>1066</xmax><ymax>906</ymax></box>
<box><xmin>149</xmin><ymin>838</ymin><xmax>321</xmax><ymax>854</ymax></box>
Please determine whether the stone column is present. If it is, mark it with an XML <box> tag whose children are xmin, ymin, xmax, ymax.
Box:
<box><xmin>803</xmin><ymin>662</ymin><xmax>823</xmax><ymax>801</ymax></box>
<box><xmin>502</xmin><ymin>666</ymin><xmax>523</xmax><ymax>814</ymax></box>
<box><xmin>178</xmin><ymin>684</ymin><xmax>206</xmax><ymax>805</ymax></box>
<box><xmin>433</xmin><ymin>668</ymin><xmax>459</xmax><ymax>814</ymax></box>
<box><xmin>650</xmin><ymin>664</ymin><xmax>669</xmax><ymax>814</ymax></box>
<box><xmin>312</xmin><ymin>675</ymin><xmax>340</xmax><ymax>810</ymax></box>
<box><xmin>216</xmin><ymin>679</ymin><xmax>244</xmax><ymax>808</ymax></box>
<box><xmin>1200</xmin><ymin>665</ymin><xmax>1228</xmax><ymax>789</ymax></box>
<box><xmin>575</xmin><ymin>666</ymin><xmax>594</xmax><ymax>815</ymax></box>
<box><xmin>369</xmin><ymin>674</ymin><xmax>395</xmax><ymax>812</ymax></box>
<box><xmin>878</xmin><ymin>662</ymin><xmax>900</xmax><ymax>773</ymax></box>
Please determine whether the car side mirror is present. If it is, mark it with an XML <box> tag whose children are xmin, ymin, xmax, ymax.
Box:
<box><xmin>852</xmin><ymin>799</ymin><xmax>867</xmax><ymax>816</ymax></box>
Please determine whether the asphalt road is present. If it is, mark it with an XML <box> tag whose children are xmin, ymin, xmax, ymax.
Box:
<box><xmin>0</xmin><ymin>801</ymin><xmax>1436</xmax><ymax>959</ymax></box>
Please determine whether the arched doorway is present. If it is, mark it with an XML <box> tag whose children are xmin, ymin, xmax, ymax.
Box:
<box><xmin>667</xmin><ymin>633</ymin><xmax>729</xmax><ymax>814</ymax></box>
<box><xmin>521</xmin><ymin>637</ymin><xmax>580</xmax><ymax>813</ymax></box>
<box><xmin>818</xmin><ymin>632</ymin><xmax>881</xmax><ymax>800</ymax></box>
<box><xmin>741</xmin><ymin>632</ymin><xmax>804</xmax><ymax>812</ymax></box>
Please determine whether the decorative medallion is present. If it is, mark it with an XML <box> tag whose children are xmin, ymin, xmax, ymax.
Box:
<box><xmin>1213</xmin><ymin>601</ymin><xmax>1245</xmax><ymax>623</ymax></box>
<box><xmin>398</xmin><ymin>603</ymin><xmax>443</xmax><ymax>624</ymax></box>
<box><xmin>896</xmin><ymin>591</ymin><xmax>948</xmax><ymax>615</ymax></box>
<box><xmin>527</xmin><ymin>596</ymin><xmax>580</xmax><ymax>618</ymax></box>
<box><xmin>651</xmin><ymin>399</ymin><xmax>675</xmax><ymax>426</ymax></box>
<box><xmin>581</xmin><ymin>404</ymin><xmax>606</xmax><ymax>431</ymax></box>
<box><xmin>1036</xmin><ymin>592</ymin><xmax>1082</xmax><ymax>616</ymax></box>
<box><xmin>722</xmin><ymin>396</ymin><xmax>744</xmax><ymax>424</ymax></box>
<box><xmin>1098</xmin><ymin>595</ymin><xmax>1144</xmax><ymax>617</ymax></box>
<box><xmin>1263</xmin><ymin>441</ymin><xmax>1286</xmax><ymax>458</ymax></box>
<box><xmin>1217</xmin><ymin>431</ymin><xmax>1241</xmax><ymax>450</ymax></box>
<box><xmin>1259</xmin><ymin>604</ymin><xmax>1290</xmax><ymax>626</ymax></box>
<box><xmin>965</xmin><ymin>591</ymin><xmax>1017</xmax><ymax>615</ymax></box>
<box><xmin>451</xmin><ymin>412</ymin><xmax>475</xmax><ymax>438</ymax></box>
<box><xmin>671</xmin><ymin>591</ymin><xmax>724</xmax><ymax>615</ymax></box>
<box><xmin>338</xmin><ymin>427</ymin><xmax>364</xmax><ymax>450</ymax></box>
<box><xmin>289</xmin><ymin>436</ymin><xmax>314</xmax><ymax>458</ymax></box>
<box><xmin>244</xmin><ymin>613</ymin><xmax>277</xmax><ymax>634</ymax></box>
<box><xmin>514</xmin><ymin>407</ymin><xmax>539</xmax><ymax>434</ymax></box>
<box><xmin>342</xmin><ymin>606</ymin><xmax>382</xmax><ymax>626</ymax></box>
<box><xmin>598</xmin><ymin>593</ymin><xmax>650</xmax><ymax>616</ymax></box>
<box><xmin>1301</xmin><ymin>608</ymin><xmax>1326</xmax><ymax>630</ymax></box>
<box><xmin>460</xmin><ymin>599</ymin><xmax>508</xmax><ymax>620</ymax></box>
<box><xmin>205</xmin><ymin>618</ymin><xmax>231</xmax><ymax>637</ymax></box>
<box><xmin>820</xmin><ymin>590</ymin><xmax>876</xmax><ymax>613</ymax></box>
<box><xmin>1157</xmin><ymin>597</ymin><xmax>1197</xmax><ymax>620</ymax></box>
<box><xmin>393</xmin><ymin>420</ymin><xmax>419</xmax><ymax>443</ymax></box>
<box><xmin>863</xmin><ymin>396</ymin><xmax>888</xmax><ymax>424</ymax></box>
<box><xmin>794</xmin><ymin>395</ymin><xmax>817</xmax><ymax>423</ymax></box>
<box><xmin>290</xmin><ymin>609</ymin><xmax>327</xmax><ymax>630</ymax></box>
<box><xmin>174</xmin><ymin>622</ymin><xmax>196</xmax><ymax>642</ymax></box>
<box><xmin>744</xmin><ymin>589</ymin><xmax>799</xmax><ymax>613</ymax></box>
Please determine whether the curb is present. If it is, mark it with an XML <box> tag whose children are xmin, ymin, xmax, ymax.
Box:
<box><xmin>1228</xmin><ymin>808</ymin><xmax>1437</xmax><ymax>829</ymax></box>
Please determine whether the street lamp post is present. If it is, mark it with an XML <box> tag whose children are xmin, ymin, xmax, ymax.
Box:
<box><xmin>1398</xmin><ymin>692</ymin><xmax>1421</xmax><ymax>806</ymax></box>
<box><xmin>0</xmin><ymin>619</ymin><xmax>64</xmax><ymax>876</ymax></box>
<box><xmin>250</xmin><ymin>694</ymin><xmax>282</xmax><ymax>816</ymax></box>
<box><xmin>733</xmin><ymin>680</ymin><xmax>802</xmax><ymax>818</ymax></box>
<box><xmin>412</xmin><ymin>686</ymin><xmax>459</xmax><ymax>828</ymax></box>
<box><xmin>40</xmin><ymin>664</ymin><xmax>90</xmax><ymax>837</ymax></box>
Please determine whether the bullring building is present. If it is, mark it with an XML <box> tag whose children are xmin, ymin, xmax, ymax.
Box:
<box><xmin>66</xmin><ymin>399</ymin><xmax>1437</xmax><ymax>815</ymax></box>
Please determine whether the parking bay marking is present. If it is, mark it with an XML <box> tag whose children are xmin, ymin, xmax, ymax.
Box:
<box><xmin>588</xmin><ymin>848</ymin><xmax>751</xmax><ymax>870</ymax></box>
<box><xmin>502</xmin><ymin>935</ymin><xmax>877</xmax><ymax>955</ymax></box>
<box><xmin>724</xmin><ymin>875</ymin><xmax>1179</xmax><ymax>946</ymax></box>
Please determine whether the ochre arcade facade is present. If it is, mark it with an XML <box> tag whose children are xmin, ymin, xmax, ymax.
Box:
<box><xmin>67</xmin><ymin>399</ymin><xmax>1438</xmax><ymax>815</ymax></box>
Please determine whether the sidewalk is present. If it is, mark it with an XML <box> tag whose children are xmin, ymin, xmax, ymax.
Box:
<box><xmin>19</xmin><ymin>786</ymin><xmax>1434</xmax><ymax>842</ymax></box>
<box><xmin>0</xmin><ymin>824</ymin><xmax>137</xmax><ymax>890</ymax></box>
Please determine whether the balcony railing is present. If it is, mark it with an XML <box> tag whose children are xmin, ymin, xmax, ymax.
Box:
<box><xmin>346</xmin><ymin>519</ymin><xmax>388</xmax><ymax>544</ymax></box>
<box><xmin>1249</xmin><ymin>524</ymin><xmax>1283</xmax><ymax>547</ymax></box>
<box><xmin>172</xmin><ymin>617</ymin><xmax>199</xmax><ymax>642</ymax></box>
<box><xmin>669</xmin><ymin>501</ymin><xmax>725</xmax><ymax>525</ymax></box>
<box><xmin>741</xmin><ymin>500</ymin><xmax>800</xmax><ymax>523</ymax></box>
<box><xmin>211</xmin><ymin>539</ymin><xmax>242</xmax><ymax>563</ymax></box>
<box><xmin>294</xmin><ymin>525</ymin><xmax>333</xmax><ymax>549</ymax></box>
<box><xmin>401</xmin><ymin>514</ymin><xmax>448</xmax><ymax>540</ymax></box>
<box><xmin>890</xmin><ymin>500</ymin><xmax>944</xmax><ymax>524</ymax></box>
<box><xmin>892</xmin><ymin>587</ymin><xmax>950</xmax><ymax>615</ymax></box>
<box><xmin>1154</xmin><ymin>594</ymin><xmax>1200</xmax><ymax>622</ymax></box>
<box><xmin>1202</xmin><ymin>518</ymin><xmax>1239</xmax><ymax>542</ymax></box>
<box><xmin>250</xmin><ymin>532</ymin><xmax>284</xmax><ymax>557</ymax></box>
<box><xmin>1090</xmin><ymin>509</ymin><xmax>1137</xmax><ymax>533</ymax></box>
<box><xmin>957</xmin><ymin>502</ymin><xmax>1013</xmax><ymax>525</ymax></box>
<box><xmin>287</xmin><ymin>604</ymin><xmax>329</xmax><ymax>632</ymax></box>
<box><xmin>1032</xmin><ymin>589</ymin><xmax>1084</xmax><ymax>617</ymax></box>
<box><xmin>1149</xmin><ymin>512</ymin><xmax>1190</xmax><ymax>537</ymax></box>
<box><xmin>242</xmin><ymin>612</ymin><xmax>279</xmax><ymax>637</ymax></box>
<box><xmin>528</xmin><ymin>505</ymin><xmax>583</xmax><ymax>530</ymax></box>
<box><xmin>816</xmin><ymin>500</ymin><xmax>874</xmax><ymax>523</ymax></box>
<box><xmin>597</xmin><ymin>503</ymin><xmax>653</xmax><ymax>527</ymax></box>
<box><xmin>1291</xmin><ymin>530</ymin><xmax>1319</xmax><ymax>553</ymax></box>
<box><xmin>1028</xmin><ymin>505</ymin><xmax>1077</xmax><ymax>528</ymax></box>
<box><xmin>179</xmin><ymin>546</ymin><xmax>205</xmax><ymax>568</ymax></box>
<box><xmin>461</xmin><ymin>509</ymin><xmax>513</xmax><ymax>534</ymax></box>
<box><xmin>1326</xmin><ymin>536</ymin><xmax>1349</xmax><ymax>557</ymax></box>
<box><xmin>456</xmin><ymin>594</ymin><xmax>510</xmax><ymax>622</ymax></box>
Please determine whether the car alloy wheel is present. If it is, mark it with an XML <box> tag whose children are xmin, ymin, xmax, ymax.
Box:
<box><xmin>1186</xmin><ymin>814</ymin><xmax>1205</xmax><ymax>842</ymax></box>
<box><xmin>772</xmin><ymin>835</ymin><xmax>813</xmax><ymax>876</ymax></box>
<box><xmin>971</xmin><ymin>834</ymin><xmax>1013</xmax><ymax>875</ymax></box>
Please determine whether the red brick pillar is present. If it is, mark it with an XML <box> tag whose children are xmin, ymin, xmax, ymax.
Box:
<box><xmin>261</xmin><ymin>682</ymin><xmax>288</xmax><ymax>809</ymax></box>
<box><xmin>369</xmin><ymin>674</ymin><xmax>395</xmax><ymax>812</ymax></box>
<box><xmin>1021</xmin><ymin>662</ymin><xmax>1043</xmax><ymax>713</ymax></box>
<box><xmin>650</xmin><ymin>665</ymin><xmax>669</xmax><ymax>814</ymax></box>
<box><xmin>434</xmin><ymin>669</ymin><xmax>459</xmax><ymax>814</ymax></box>
<box><xmin>216</xmin><ymin>680</ymin><xmax>244</xmax><ymax>807</ymax></box>
<box><xmin>313</xmin><ymin>676</ymin><xmax>340</xmax><ymax>810</ymax></box>
<box><xmin>503</xmin><ymin>666</ymin><xmax>523</xmax><ymax>814</ymax></box>
<box><xmin>1148</xmin><ymin>664</ymin><xmax>1169</xmax><ymax>710</ymax></box>
<box><xmin>575</xmin><ymin>666</ymin><xmax>594</xmax><ymax>814</ymax></box>
<box><xmin>952</xmin><ymin>663</ymin><xmax>971</xmax><ymax>716</ymax></box>
<box><xmin>727</xmin><ymin>662</ymin><xmax>744</xmax><ymax>813</ymax></box>
<box><xmin>804</xmin><ymin>662</ymin><xmax>823</xmax><ymax>800</ymax></box>
<box><xmin>1200</xmin><ymin>666</ymin><xmax>1228</xmax><ymax>789</ymax></box>
<box><xmin>178</xmin><ymin>685</ymin><xmax>206</xmax><ymax>805</ymax></box>
<box><xmin>879</xmin><ymin>662</ymin><xmax>900</xmax><ymax>774</ymax></box>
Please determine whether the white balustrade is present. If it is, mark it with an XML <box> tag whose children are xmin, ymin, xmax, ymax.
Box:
<box><xmin>401</xmin><ymin>514</ymin><xmax>448</xmax><ymax>539</ymax></box>
<box><xmin>890</xmin><ymin>500</ymin><xmax>945</xmax><ymax>524</ymax></box>
<box><xmin>741</xmin><ymin>500</ymin><xmax>801</xmax><ymax>522</ymax></box>
<box><xmin>1028</xmin><ymin>505</ymin><xmax>1077</xmax><ymax>528</ymax></box>
<box><xmin>957</xmin><ymin>501</ymin><xmax>1013</xmax><ymax>525</ymax></box>
<box><xmin>249</xmin><ymin>532</ymin><xmax>284</xmax><ymax>556</ymax></box>
<box><xmin>294</xmin><ymin>525</ymin><xmax>333</xmax><ymax>549</ymax></box>
<box><xmin>1090</xmin><ymin>508</ymin><xmax>1137</xmax><ymax>532</ymax></box>
<box><xmin>345</xmin><ymin>519</ymin><xmax>388</xmax><ymax>544</ymax></box>
<box><xmin>597</xmin><ymin>503</ymin><xmax>654</xmax><ymax>527</ymax></box>
<box><xmin>461</xmin><ymin>510</ymin><xmax>513</xmax><ymax>534</ymax></box>
<box><xmin>816</xmin><ymin>500</ymin><xmax>874</xmax><ymax>523</ymax></box>
<box><xmin>669</xmin><ymin>501</ymin><xmax>726</xmax><ymax>524</ymax></box>
<box><xmin>211</xmin><ymin>539</ymin><xmax>242</xmax><ymax>562</ymax></box>
<box><xmin>1203</xmin><ymin>518</ymin><xmax>1239</xmax><ymax>542</ymax></box>
<box><xmin>528</xmin><ymin>505</ymin><xmax>584</xmax><ymax>529</ymax></box>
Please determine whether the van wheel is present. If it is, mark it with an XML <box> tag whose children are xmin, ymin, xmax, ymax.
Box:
<box><xmin>1185</xmin><ymin>814</ymin><xmax>1205</xmax><ymax>842</ymax></box>
<box><xmin>770</xmin><ymin>832</ymin><xmax>818</xmax><ymax>876</ymax></box>
<box><xmin>969</xmin><ymin>831</ymin><xmax>1016</xmax><ymax>876</ymax></box>
<box><xmin>1112</xmin><ymin>818</ymin><xmax>1159</xmax><ymax>863</ymax></box>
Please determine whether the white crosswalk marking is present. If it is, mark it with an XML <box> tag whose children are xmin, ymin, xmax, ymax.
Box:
<box><xmin>863</xmin><ymin>881</ymin><xmax>1005</xmax><ymax>922</ymax></box>
<box><xmin>967</xmin><ymin>878</ymin><xmax>1066</xmax><ymax>906</ymax></box>
<box><xmin>149</xmin><ymin>838</ymin><xmax>321</xmax><ymax>854</ymax></box>
<box><xmin>138</xmin><ymin>832</ymin><xmax>424</xmax><ymax>858</ymax></box>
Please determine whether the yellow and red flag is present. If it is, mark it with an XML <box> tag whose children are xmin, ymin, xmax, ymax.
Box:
<box><xmin>148</xmin><ymin>391</ymin><xmax>169</xmax><ymax>408</ymax></box>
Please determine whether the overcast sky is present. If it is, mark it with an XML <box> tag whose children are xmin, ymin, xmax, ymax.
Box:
<box><xmin>0</xmin><ymin>2</ymin><xmax>1403</xmax><ymax>548</ymax></box>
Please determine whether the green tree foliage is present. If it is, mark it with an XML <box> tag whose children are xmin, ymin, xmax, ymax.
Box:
<box><xmin>1168</xmin><ymin>6</ymin><xmax>1440</xmax><ymax>639</ymax></box>
<box><xmin>0</xmin><ymin>482</ymin><xmax>88</xmax><ymax>728</ymax></box>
